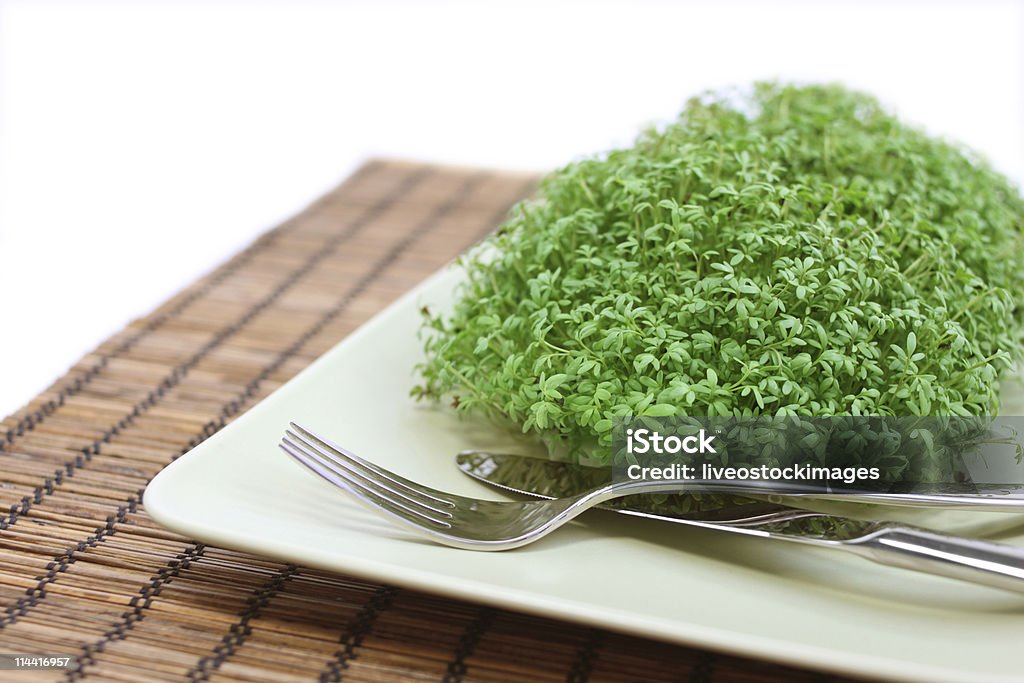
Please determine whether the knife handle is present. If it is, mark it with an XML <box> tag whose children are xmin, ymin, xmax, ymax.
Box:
<box><xmin>850</xmin><ymin>526</ymin><xmax>1024</xmax><ymax>594</ymax></box>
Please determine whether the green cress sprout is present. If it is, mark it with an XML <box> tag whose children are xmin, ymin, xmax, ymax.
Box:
<box><xmin>415</xmin><ymin>83</ymin><xmax>1024</xmax><ymax>469</ymax></box>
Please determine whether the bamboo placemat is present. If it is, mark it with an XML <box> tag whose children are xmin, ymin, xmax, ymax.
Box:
<box><xmin>0</xmin><ymin>160</ymin><xmax>860</xmax><ymax>682</ymax></box>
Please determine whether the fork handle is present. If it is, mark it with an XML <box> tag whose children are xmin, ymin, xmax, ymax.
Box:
<box><xmin>848</xmin><ymin>526</ymin><xmax>1024</xmax><ymax>594</ymax></box>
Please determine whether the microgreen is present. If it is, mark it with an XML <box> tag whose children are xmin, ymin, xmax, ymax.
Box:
<box><xmin>415</xmin><ymin>83</ymin><xmax>1024</xmax><ymax>466</ymax></box>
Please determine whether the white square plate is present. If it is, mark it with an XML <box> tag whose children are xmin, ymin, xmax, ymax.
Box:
<box><xmin>145</xmin><ymin>265</ymin><xmax>1024</xmax><ymax>683</ymax></box>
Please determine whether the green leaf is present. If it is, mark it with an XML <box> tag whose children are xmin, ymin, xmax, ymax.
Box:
<box><xmin>641</xmin><ymin>403</ymin><xmax>677</xmax><ymax>417</ymax></box>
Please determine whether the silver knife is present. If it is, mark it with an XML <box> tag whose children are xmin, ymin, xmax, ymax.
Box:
<box><xmin>455</xmin><ymin>450</ymin><xmax>810</xmax><ymax>524</ymax></box>
<box><xmin>456</xmin><ymin>451</ymin><xmax>1024</xmax><ymax>512</ymax></box>
<box><xmin>456</xmin><ymin>451</ymin><xmax>1024</xmax><ymax>593</ymax></box>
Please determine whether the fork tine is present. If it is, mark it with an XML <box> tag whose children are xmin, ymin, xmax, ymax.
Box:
<box><xmin>279</xmin><ymin>440</ymin><xmax>453</xmax><ymax>529</ymax></box>
<box><xmin>281</xmin><ymin>433</ymin><xmax>453</xmax><ymax>521</ymax></box>
<box><xmin>289</xmin><ymin>422</ymin><xmax>455</xmax><ymax>509</ymax></box>
<box><xmin>282</xmin><ymin>430</ymin><xmax>453</xmax><ymax>518</ymax></box>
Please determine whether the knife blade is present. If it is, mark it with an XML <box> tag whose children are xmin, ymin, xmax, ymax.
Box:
<box><xmin>454</xmin><ymin>451</ymin><xmax>822</xmax><ymax>525</ymax></box>
<box><xmin>455</xmin><ymin>451</ymin><xmax>1024</xmax><ymax>515</ymax></box>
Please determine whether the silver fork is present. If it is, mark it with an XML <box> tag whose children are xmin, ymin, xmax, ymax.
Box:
<box><xmin>280</xmin><ymin>423</ymin><xmax>1024</xmax><ymax>594</ymax></box>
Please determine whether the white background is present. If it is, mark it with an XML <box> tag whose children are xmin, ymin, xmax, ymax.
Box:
<box><xmin>1</xmin><ymin>0</ymin><xmax>1022</xmax><ymax>418</ymax></box>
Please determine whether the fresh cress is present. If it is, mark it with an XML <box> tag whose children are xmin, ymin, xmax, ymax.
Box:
<box><xmin>415</xmin><ymin>83</ymin><xmax>1024</xmax><ymax>469</ymax></box>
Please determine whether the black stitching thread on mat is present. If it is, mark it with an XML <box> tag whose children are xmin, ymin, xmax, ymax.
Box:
<box><xmin>0</xmin><ymin>166</ymin><xmax>430</xmax><ymax>532</ymax></box>
<box><xmin>184</xmin><ymin>564</ymin><xmax>299</xmax><ymax>682</ymax></box>
<box><xmin>0</xmin><ymin>161</ymin><xmax>385</xmax><ymax>454</ymax></box>
<box><xmin>687</xmin><ymin>650</ymin><xmax>716</xmax><ymax>683</ymax></box>
<box><xmin>1</xmin><ymin>490</ymin><xmax>143</xmax><ymax>628</ymax></box>
<box><xmin>318</xmin><ymin>585</ymin><xmax>400</xmax><ymax>683</ymax></box>
<box><xmin>566</xmin><ymin>628</ymin><xmax>606</xmax><ymax>683</ymax></box>
<box><xmin>64</xmin><ymin>542</ymin><xmax>207</xmax><ymax>681</ymax></box>
<box><xmin>442</xmin><ymin>605</ymin><xmax>496</xmax><ymax>683</ymax></box>
<box><xmin>0</xmin><ymin>171</ymin><xmax>494</xmax><ymax>635</ymax></box>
